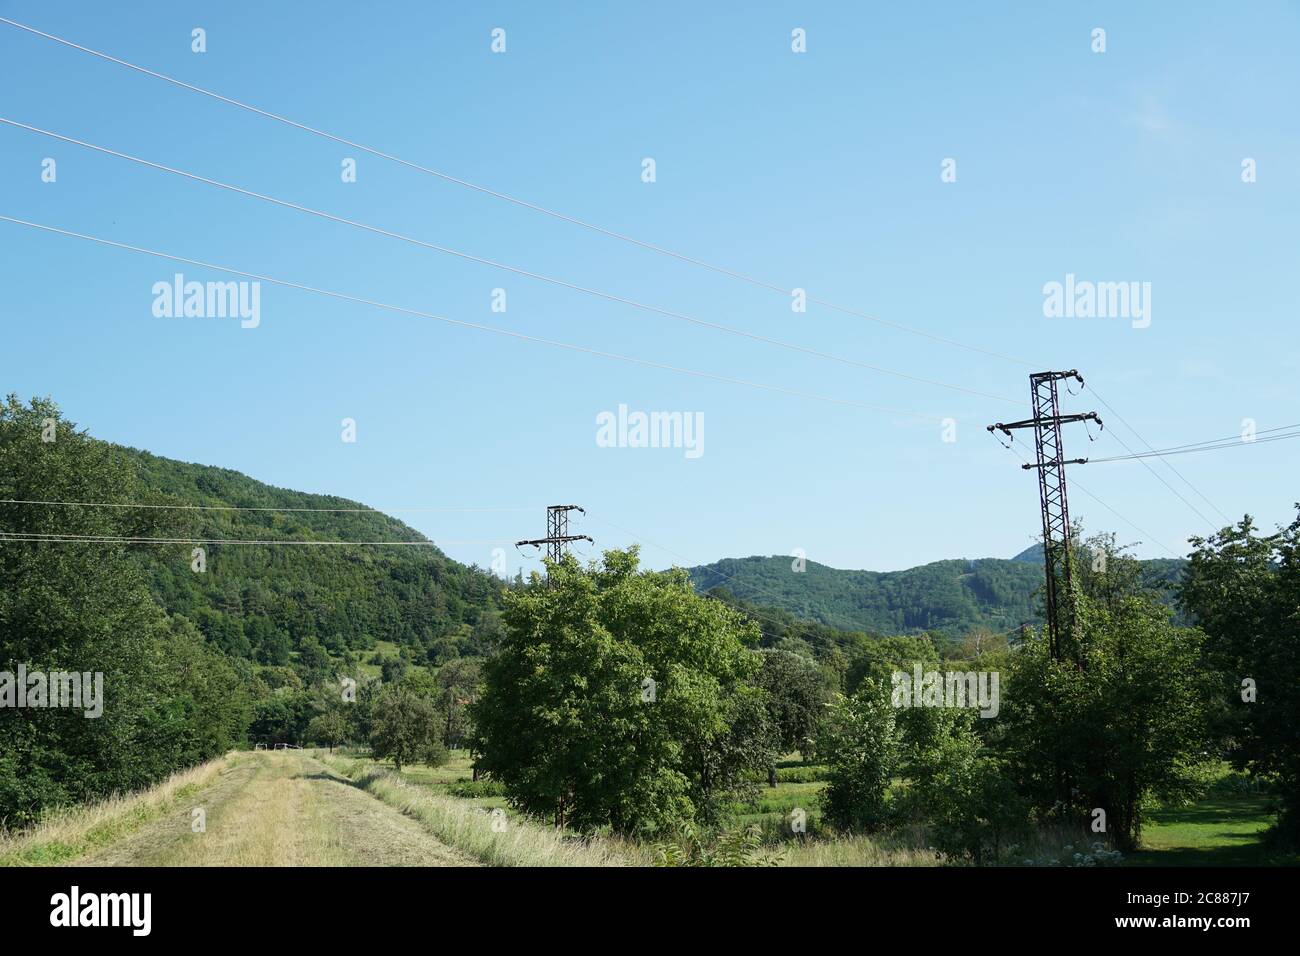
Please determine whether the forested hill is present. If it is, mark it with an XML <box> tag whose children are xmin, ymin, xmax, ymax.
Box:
<box><xmin>687</xmin><ymin>553</ymin><xmax>1188</xmax><ymax>639</ymax></box>
<box><xmin>120</xmin><ymin>447</ymin><xmax>507</xmax><ymax>668</ymax></box>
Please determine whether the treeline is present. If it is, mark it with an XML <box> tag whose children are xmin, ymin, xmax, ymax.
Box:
<box><xmin>468</xmin><ymin>531</ymin><xmax>1300</xmax><ymax>859</ymax></box>
<box><xmin>0</xmin><ymin>396</ymin><xmax>494</xmax><ymax>825</ymax></box>
<box><xmin>2</xmin><ymin>397</ymin><xmax>249</xmax><ymax>824</ymax></box>
<box><xmin>6</xmin><ymin>394</ymin><xmax>1297</xmax><ymax>860</ymax></box>
<box><xmin>688</xmin><ymin>550</ymin><xmax>1187</xmax><ymax>639</ymax></box>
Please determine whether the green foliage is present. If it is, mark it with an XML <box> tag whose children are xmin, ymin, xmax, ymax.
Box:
<box><xmin>774</xmin><ymin>764</ymin><xmax>829</xmax><ymax>783</ymax></box>
<box><xmin>818</xmin><ymin>683</ymin><xmax>902</xmax><ymax>832</ymax></box>
<box><xmin>752</xmin><ymin>648</ymin><xmax>826</xmax><ymax>760</ymax></box>
<box><xmin>845</xmin><ymin>635</ymin><xmax>940</xmax><ymax>695</ymax></box>
<box><xmin>471</xmin><ymin>548</ymin><xmax>768</xmax><ymax>838</ymax></box>
<box><xmin>906</xmin><ymin>715</ymin><xmax>1028</xmax><ymax>864</ymax></box>
<box><xmin>369</xmin><ymin>681</ymin><xmax>447</xmax><ymax>771</ymax></box>
<box><xmin>1181</xmin><ymin>513</ymin><xmax>1300</xmax><ymax>846</ymax></box>
<box><xmin>446</xmin><ymin>778</ymin><xmax>507</xmax><ymax>798</ymax></box>
<box><xmin>435</xmin><ymin>657</ymin><xmax>481</xmax><ymax>750</ymax></box>
<box><xmin>690</xmin><ymin>552</ymin><xmax>1186</xmax><ymax>640</ymax></box>
<box><xmin>1001</xmin><ymin>537</ymin><xmax>1213</xmax><ymax>851</ymax></box>
<box><xmin>0</xmin><ymin>396</ymin><xmax>250</xmax><ymax>825</ymax></box>
<box><xmin>120</xmin><ymin>446</ymin><xmax>507</xmax><ymax>672</ymax></box>
<box><xmin>306</xmin><ymin>710</ymin><xmax>350</xmax><ymax>752</ymax></box>
<box><xmin>652</xmin><ymin>822</ymin><xmax>782</xmax><ymax>867</ymax></box>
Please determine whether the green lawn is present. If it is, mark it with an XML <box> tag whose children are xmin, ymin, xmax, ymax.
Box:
<box><xmin>1129</xmin><ymin>794</ymin><xmax>1297</xmax><ymax>866</ymax></box>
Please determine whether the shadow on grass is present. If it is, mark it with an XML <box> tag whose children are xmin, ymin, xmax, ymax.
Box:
<box><xmin>1126</xmin><ymin>795</ymin><xmax>1299</xmax><ymax>867</ymax></box>
<box><xmin>293</xmin><ymin>771</ymin><xmax>365</xmax><ymax>790</ymax></box>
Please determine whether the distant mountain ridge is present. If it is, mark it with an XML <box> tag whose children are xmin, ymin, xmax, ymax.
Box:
<box><xmin>688</xmin><ymin>551</ymin><xmax>1187</xmax><ymax>639</ymax></box>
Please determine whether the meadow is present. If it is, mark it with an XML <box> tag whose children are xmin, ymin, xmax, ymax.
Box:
<box><xmin>2</xmin><ymin>746</ymin><xmax>1290</xmax><ymax>868</ymax></box>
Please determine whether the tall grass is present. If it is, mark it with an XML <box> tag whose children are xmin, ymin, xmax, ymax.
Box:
<box><xmin>316</xmin><ymin>752</ymin><xmax>635</xmax><ymax>867</ymax></box>
<box><xmin>777</xmin><ymin>826</ymin><xmax>951</xmax><ymax>867</ymax></box>
<box><xmin>0</xmin><ymin>753</ymin><xmax>234</xmax><ymax>866</ymax></box>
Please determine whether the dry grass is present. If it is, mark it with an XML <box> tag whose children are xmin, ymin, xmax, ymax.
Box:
<box><xmin>77</xmin><ymin>751</ymin><xmax>476</xmax><ymax>867</ymax></box>
<box><xmin>0</xmin><ymin>753</ymin><xmax>234</xmax><ymax>866</ymax></box>
<box><xmin>777</xmin><ymin>832</ymin><xmax>950</xmax><ymax>866</ymax></box>
<box><xmin>317</xmin><ymin>752</ymin><xmax>635</xmax><ymax>867</ymax></box>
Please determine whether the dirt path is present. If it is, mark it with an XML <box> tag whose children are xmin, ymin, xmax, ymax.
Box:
<box><xmin>76</xmin><ymin>751</ymin><xmax>477</xmax><ymax>866</ymax></box>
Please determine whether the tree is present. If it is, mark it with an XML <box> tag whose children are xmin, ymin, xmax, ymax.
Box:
<box><xmin>1002</xmin><ymin>536</ymin><xmax>1213</xmax><ymax>850</ymax></box>
<box><xmin>752</xmin><ymin>649</ymin><xmax>825</xmax><ymax>778</ymax></box>
<box><xmin>249</xmin><ymin>690</ymin><xmax>312</xmax><ymax>746</ymax></box>
<box><xmin>906</xmin><ymin>713</ymin><xmax>1027</xmax><ymax>864</ymax></box>
<box><xmin>296</xmin><ymin>637</ymin><xmax>333</xmax><ymax>684</ymax></box>
<box><xmin>471</xmin><ymin>548</ymin><xmax>766</xmax><ymax>837</ymax></box>
<box><xmin>436</xmin><ymin>657</ymin><xmax>482</xmax><ymax>750</ymax></box>
<box><xmin>1181</xmin><ymin>513</ymin><xmax>1300</xmax><ymax>845</ymax></box>
<box><xmin>818</xmin><ymin>682</ymin><xmax>902</xmax><ymax>832</ymax></box>
<box><xmin>845</xmin><ymin>635</ymin><xmax>939</xmax><ymax>695</ymax></box>
<box><xmin>369</xmin><ymin>682</ymin><xmax>446</xmax><ymax>771</ymax></box>
<box><xmin>0</xmin><ymin>396</ymin><xmax>251</xmax><ymax>824</ymax></box>
<box><xmin>306</xmin><ymin>710</ymin><xmax>350</xmax><ymax>752</ymax></box>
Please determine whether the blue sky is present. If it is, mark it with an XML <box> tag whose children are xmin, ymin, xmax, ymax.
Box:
<box><xmin>2</xmin><ymin>1</ymin><xmax>1297</xmax><ymax>578</ymax></box>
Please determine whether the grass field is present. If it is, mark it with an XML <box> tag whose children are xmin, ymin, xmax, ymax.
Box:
<box><xmin>1128</xmin><ymin>795</ymin><xmax>1297</xmax><ymax>866</ymax></box>
<box><xmin>1</xmin><ymin>751</ymin><xmax>475</xmax><ymax>867</ymax></box>
<box><xmin>717</xmin><ymin>755</ymin><xmax>1296</xmax><ymax>867</ymax></box>
<box><xmin>2</xmin><ymin>749</ymin><xmax>1292</xmax><ymax>867</ymax></box>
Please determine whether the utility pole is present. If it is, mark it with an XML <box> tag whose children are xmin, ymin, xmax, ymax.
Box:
<box><xmin>988</xmin><ymin>371</ymin><xmax>1101</xmax><ymax>659</ymax></box>
<box><xmin>516</xmin><ymin>505</ymin><xmax>592</xmax><ymax>581</ymax></box>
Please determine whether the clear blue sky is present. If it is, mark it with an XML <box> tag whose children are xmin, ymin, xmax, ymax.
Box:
<box><xmin>2</xmin><ymin>1</ymin><xmax>1297</xmax><ymax>578</ymax></box>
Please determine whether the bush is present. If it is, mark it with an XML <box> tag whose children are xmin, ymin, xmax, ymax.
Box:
<box><xmin>652</xmin><ymin>823</ymin><xmax>783</xmax><ymax>867</ymax></box>
<box><xmin>775</xmin><ymin>765</ymin><xmax>829</xmax><ymax>784</ymax></box>
<box><xmin>907</xmin><ymin>718</ymin><xmax>1028</xmax><ymax>864</ymax></box>
<box><xmin>818</xmin><ymin>683</ymin><xmax>902</xmax><ymax>832</ymax></box>
<box><xmin>447</xmin><ymin>779</ymin><xmax>508</xmax><ymax>798</ymax></box>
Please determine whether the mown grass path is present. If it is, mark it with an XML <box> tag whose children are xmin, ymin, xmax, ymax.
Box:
<box><xmin>74</xmin><ymin>751</ymin><xmax>477</xmax><ymax>867</ymax></box>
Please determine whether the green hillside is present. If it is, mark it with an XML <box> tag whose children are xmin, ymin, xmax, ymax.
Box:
<box><xmin>688</xmin><ymin>552</ymin><xmax>1188</xmax><ymax>639</ymax></box>
<box><xmin>124</xmin><ymin>449</ymin><xmax>509</xmax><ymax>669</ymax></box>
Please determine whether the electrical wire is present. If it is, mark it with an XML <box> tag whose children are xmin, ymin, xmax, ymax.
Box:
<box><xmin>0</xmin><ymin>15</ymin><xmax>1036</xmax><ymax>368</ymax></box>
<box><xmin>0</xmin><ymin>117</ymin><xmax>1020</xmax><ymax>408</ymax></box>
<box><xmin>0</xmin><ymin>214</ymin><xmax>950</xmax><ymax>422</ymax></box>
<box><xmin>0</xmin><ymin>498</ymin><xmax>536</xmax><ymax>513</ymax></box>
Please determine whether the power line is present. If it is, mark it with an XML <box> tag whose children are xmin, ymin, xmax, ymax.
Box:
<box><xmin>1085</xmin><ymin>407</ymin><xmax>1222</xmax><ymax>530</ymax></box>
<box><xmin>0</xmin><ymin>15</ymin><xmax>1036</xmax><ymax>368</ymax></box>
<box><xmin>0</xmin><ymin>117</ymin><xmax>1021</xmax><ymax>408</ymax></box>
<box><xmin>1086</xmin><ymin>386</ymin><xmax>1232</xmax><ymax>527</ymax></box>
<box><xmin>0</xmin><ymin>531</ymin><xmax>511</xmax><ymax>547</ymax></box>
<box><xmin>1002</xmin><ymin>437</ymin><xmax>1178</xmax><ymax>558</ymax></box>
<box><xmin>0</xmin><ymin>502</ymin><xmax>535</xmax><ymax>515</ymax></box>
<box><xmin>0</xmin><ymin>214</ymin><xmax>951</xmax><ymax>422</ymax></box>
<box><xmin>0</xmin><ymin>15</ymin><xmax>1258</xmax><ymax>534</ymax></box>
<box><xmin>1087</xmin><ymin>426</ymin><xmax>1300</xmax><ymax>463</ymax></box>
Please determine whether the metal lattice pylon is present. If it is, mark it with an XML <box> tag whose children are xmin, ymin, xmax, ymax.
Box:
<box><xmin>516</xmin><ymin>505</ymin><xmax>593</xmax><ymax>582</ymax></box>
<box><xmin>989</xmin><ymin>371</ymin><xmax>1101</xmax><ymax>658</ymax></box>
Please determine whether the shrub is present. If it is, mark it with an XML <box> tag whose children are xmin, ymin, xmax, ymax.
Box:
<box><xmin>818</xmin><ymin>683</ymin><xmax>902</xmax><ymax>832</ymax></box>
